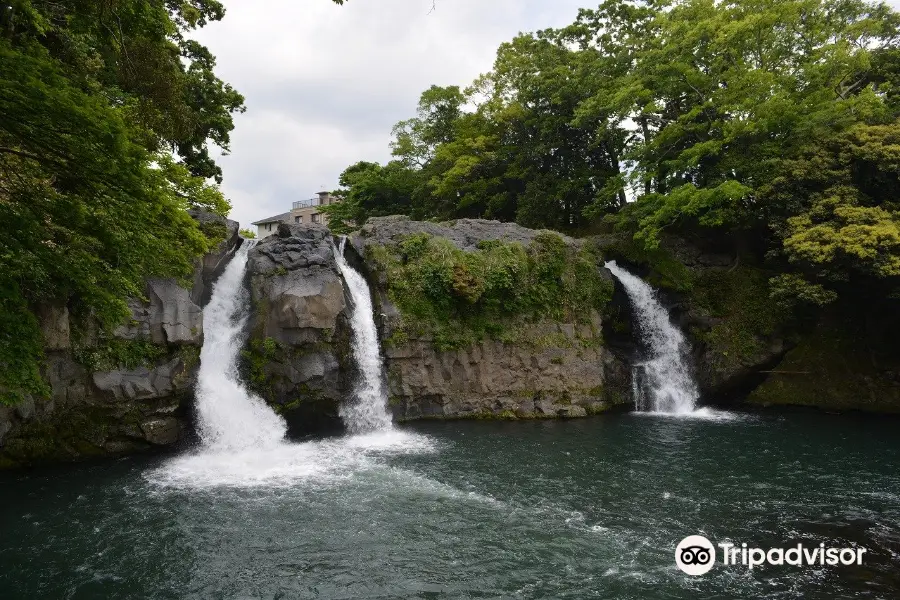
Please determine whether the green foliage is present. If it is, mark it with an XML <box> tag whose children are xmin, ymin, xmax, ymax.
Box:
<box><xmin>691</xmin><ymin>267</ymin><xmax>785</xmax><ymax>373</ymax></box>
<box><xmin>596</xmin><ymin>235</ymin><xmax>695</xmax><ymax>292</ymax></box>
<box><xmin>769</xmin><ymin>274</ymin><xmax>839</xmax><ymax>310</ymax></box>
<box><xmin>157</xmin><ymin>156</ymin><xmax>232</xmax><ymax>216</ymax></box>
<box><xmin>333</xmin><ymin>0</ymin><xmax>900</xmax><ymax>318</ymax></box>
<box><xmin>369</xmin><ymin>233</ymin><xmax>612</xmax><ymax>350</ymax></box>
<box><xmin>73</xmin><ymin>339</ymin><xmax>168</xmax><ymax>373</ymax></box>
<box><xmin>240</xmin><ymin>338</ymin><xmax>280</xmax><ymax>398</ymax></box>
<box><xmin>0</xmin><ymin>294</ymin><xmax>49</xmax><ymax>405</ymax></box>
<box><xmin>0</xmin><ymin>1</ymin><xmax>242</xmax><ymax>403</ymax></box>
<box><xmin>322</xmin><ymin>161</ymin><xmax>422</xmax><ymax>234</ymax></box>
<box><xmin>239</xmin><ymin>228</ymin><xmax>257</xmax><ymax>239</ymax></box>
<box><xmin>199</xmin><ymin>221</ymin><xmax>228</xmax><ymax>247</ymax></box>
<box><xmin>748</xmin><ymin>316</ymin><xmax>900</xmax><ymax>412</ymax></box>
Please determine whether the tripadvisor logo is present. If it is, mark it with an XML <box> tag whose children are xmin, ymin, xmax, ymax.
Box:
<box><xmin>675</xmin><ymin>535</ymin><xmax>867</xmax><ymax>576</ymax></box>
<box><xmin>675</xmin><ymin>535</ymin><xmax>716</xmax><ymax>575</ymax></box>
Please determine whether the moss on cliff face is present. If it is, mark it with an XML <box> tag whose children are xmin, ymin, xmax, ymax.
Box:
<box><xmin>368</xmin><ymin>232</ymin><xmax>613</xmax><ymax>350</ymax></box>
<box><xmin>748</xmin><ymin>319</ymin><xmax>900</xmax><ymax>412</ymax></box>
<box><xmin>594</xmin><ymin>235</ymin><xmax>695</xmax><ymax>292</ymax></box>
<box><xmin>72</xmin><ymin>339</ymin><xmax>168</xmax><ymax>372</ymax></box>
<box><xmin>690</xmin><ymin>266</ymin><xmax>786</xmax><ymax>377</ymax></box>
<box><xmin>0</xmin><ymin>403</ymin><xmax>150</xmax><ymax>468</ymax></box>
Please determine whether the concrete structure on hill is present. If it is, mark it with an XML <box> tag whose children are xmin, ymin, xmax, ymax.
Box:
<box><xmin>252</xmin><ymin>191</ymin><xmax>339</xmax><ymax>239</ymax></box>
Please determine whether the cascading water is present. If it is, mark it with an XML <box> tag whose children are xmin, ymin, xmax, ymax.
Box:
<box><xmin>149</xmin><ymin>237</ymin><xmax>428</xmax><ymax>489</ymax></box>
<box><xmin>332</xmin><ymin>237</ymin><xmax>393</xmax><ymax>433</ymax></box>
<box><xmin>194</xmin><ymin>240</ymin><xmax>288</xmax><ymax>449</ymax></box>
<box><xmin>605</xmin><ymin>260</ymin><xmax>698</xmax><ymax>414</ymax></box>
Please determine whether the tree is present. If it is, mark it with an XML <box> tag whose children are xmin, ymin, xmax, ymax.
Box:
<box><xmin>321</xmin><ymin>161</ymin><xmax>422</xmax><ymax>233</ymax></box>
<box><xmin>240</xmin><ymin>229</ymin><xmax>257</xmax><ymax>239</ymax></box>
<box><xmin>0</xmin><ymin>1</ymin><xmax>243</xmax><ymax>403</ymax></box>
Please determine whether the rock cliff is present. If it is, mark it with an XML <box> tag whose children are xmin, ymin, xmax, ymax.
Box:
<box><xmin>352</xmin><ymin>216</ymin><xmax>631</xmax><ymax>419</ymax></box>
<box><xmin>0</xmin><ymin>212</ymin><xmax>239</xmax><ymax>468</ymax></box>
<box><xmin>243</xmin><ymin>224</ymin><xmax>351</xmax><ymax>433</ymax></box>
<box><xmin>242</xmin><ymin>217</ymin><xmax>631</xmax><ymax>424</ymax></box>
<box><xmin>593</xmin><ymin>232</ymin><xmax>792</xmax><ymax>402</ymax></box>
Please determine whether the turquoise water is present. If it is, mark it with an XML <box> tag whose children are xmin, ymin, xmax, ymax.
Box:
<box><xmin>1</xmin><ymin>412</ymin><xmax>898</xmax><ymax>599</ymax></box>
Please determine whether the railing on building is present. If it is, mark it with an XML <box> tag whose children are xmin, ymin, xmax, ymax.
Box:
<box><xmin>292</xmin><ymin>198</ymin><xmax>322</xmax><ymax>210</ymax></box>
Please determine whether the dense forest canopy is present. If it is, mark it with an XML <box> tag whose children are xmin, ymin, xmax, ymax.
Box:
<box><xmin>323</xmin><ymin>0</ymin><xmax>900</xmax><ymax>317</ymax></box>
<box><xmin>0</xmin><ymin>0</ymin><xmax>245</xmax><ymax>403</ymax></box>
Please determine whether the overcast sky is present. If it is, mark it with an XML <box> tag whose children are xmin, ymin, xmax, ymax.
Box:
<box><xmin>193</xmin><ymin>0</ymin><xmax>587</xmax><ymax>227</ymax></box>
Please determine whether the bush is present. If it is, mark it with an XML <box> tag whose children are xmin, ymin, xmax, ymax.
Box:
<box><xmin>369</xmin><ymin>232</ymin><xmax>612</xmax><ymax>349</ymax></box>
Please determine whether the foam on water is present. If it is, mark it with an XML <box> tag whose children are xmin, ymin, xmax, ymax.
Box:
<box><xmin>149</xmin><ymin>237</ymin><xmax>430</xmax><ymax>489</ymax></box>
<box><xmin>630</xmin><ymin>407</ymin><xmax>750</xmax><ymax>422</ymax></box>
<box><xmin>149</xmin><ymin>428</ymin><xmax>438</xmax><ymax>489</ymax></box>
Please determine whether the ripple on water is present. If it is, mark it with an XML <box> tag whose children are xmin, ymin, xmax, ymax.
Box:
<box><xmin>630</xmin><ymin>408</ymin><xmax>756</xmax><ymax>422</ymax></box>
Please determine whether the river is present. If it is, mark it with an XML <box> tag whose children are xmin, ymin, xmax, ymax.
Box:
<box><xmin>1</xmin><ymin>413</ymin><xmax>898</xmax><ymax>599</ymax></box>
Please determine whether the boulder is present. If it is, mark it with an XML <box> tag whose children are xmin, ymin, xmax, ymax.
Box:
<box><xmin>244</xmin><ymin>224</ymin><xmax>351</xmax><ymax>432</ymax></box>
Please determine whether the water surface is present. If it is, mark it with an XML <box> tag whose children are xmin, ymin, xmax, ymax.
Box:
<box><xmin>1</xmin><ymin>413</ymin><xmax>898</xmax><ymax>599</ymax></box>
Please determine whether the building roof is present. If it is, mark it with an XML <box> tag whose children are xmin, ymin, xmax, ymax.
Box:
<box><xmin>251</xmin><ymin>212</ymin><xmax>291</xmax><ymax>226</ymax></box>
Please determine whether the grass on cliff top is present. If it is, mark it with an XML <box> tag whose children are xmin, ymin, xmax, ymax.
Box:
<box><xmin>367</xmin><ymin>231</ymin><xmax>612</xmax><ymax>350</ymax></box>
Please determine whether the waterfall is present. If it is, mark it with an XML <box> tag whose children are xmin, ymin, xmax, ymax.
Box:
<box><xmin>605</xmin><ymin>260</ymin><xmax>699</xmax><ymax>414</ymax></box>
<box><xmin>194</xmin><ymin>240</ymin><xmax>288</xmax><ymax>450</ymax></box>
<box><xmin>332</xmin><ymin>237</ymin><xmax>393</xmax><ymax>433</ymax></box>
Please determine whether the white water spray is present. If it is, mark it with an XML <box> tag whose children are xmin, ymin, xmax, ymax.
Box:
<box><xmin>149</xmin><ymin>237</ymin><xmax>430</xmax><ymax>489</ymax></box>
<box><xmin>332</xmin><ymin>237</ymin><xmax>393</xmax><ymax>433</ymax></box>
<box><xmin>194</xmin><ymin>240</ymin><xmax>287</xmax><ymax>449</ymax></box>
<box><xmin>605</xmin><ymin>260</ymin><xmax>698</xmax><ymax>414</ymax></box>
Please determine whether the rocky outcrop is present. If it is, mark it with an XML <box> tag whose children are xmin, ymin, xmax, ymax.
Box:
<box><xmin>593</xmin><ymin>231</ymin><xmax>793</xmax><ymax>402</ymax></box>
<box><xmin>188</xmin><ymin>209</ymin><xmax>240</xmax><ymax>306</ymax></box>
<box><xmin>240</xmin><ymin>217</ymin><xmax>630</xmax><ymax>426</ymax></box>
<box><xmin>115</xmin><ymin>279</ymin><xmax>203</xmax><ymax>345</ymax></box>
<box><xmin>381</xmin><ymin>319</ymin><xmax>628</xmax><ymax>420</ymax></box>
<box><xmin>351</xmin><ymin>214</ymin><xmax>562</xmax><ymax>253</ymax></box>
<box><xmin>353</xmin><ymin>216</ymin><xmax>631</xmax><ymax>420</ymax></box>
<box><xmin>243</xmin><ymin>224</ymin><xmax>351</xmax><ymax>433</ymax></box>
<box><xmin>0</xmin><ymin>210</ymin><xmax>238</xmax><ymax>469</ymax></box>
<box><xmin>746</xmin><ymin>307</ymin><xmax>900</xmax><ymax>413</ymax></box>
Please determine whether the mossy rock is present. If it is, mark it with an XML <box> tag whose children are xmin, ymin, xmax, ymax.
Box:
<box><xmin>594</xmin><ymin>234</ymin><xmax>695</xmax><ymax>292</ymax></box>
<box><xmin>748</xmin><ymin>319</ymin><xmax>900</xmax><ymax>413</ymax></box>
<box><xmin>367</xmin><ymin>232</ymin><xmax>613</xmax><ymax>352</ymax></box>
<box><xmin>689</xmin><ymin>266</ymin><xmax>786</xmax><ymax>377</ymax></box>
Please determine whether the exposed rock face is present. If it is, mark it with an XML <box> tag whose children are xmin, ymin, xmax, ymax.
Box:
<box><xmin>241</xmin><ymin>217</ymin><xmax>629</xmax><ymax>426</ymax></box>
<box><xmin>115</xmin><ymin>279</ymin><xmax>203</xmax><ymax>346</ymax></box>
<box><xmin>244</xmin><ymin>224</ymin><xmax>350</xmax><ymax>433</ymax></box>
<box><xmin>0</xmin><ymin>351</ymin><xmax>196</xmax><ymax>468</ymax></box>
<box><xmin>188</xmin><ymin>209</ymin><xmax>240</xmax><ymax>306</ymax></box>
<box><xmin>383</xmin><ymin>319</ymin><xmax>628</xmax><ymax>420</ymax></box>
<box><xmin>0</xmin><ymin>210</ymin><xmax>237</xmax><ymax>469</ymax></box>
<box><xmin>352</xmin><ymin>214</ymin><xmax>568</xmax><ymax>253</ymax></box>
<box><xmin>353</xmin><ymin>216</ymin><xmax>631</xmax><ymax>420</ymax></box>
<box><xmin>746</xmin><ymin>308</ymin><xmax>900</xmax><ymax>413</ymax></box>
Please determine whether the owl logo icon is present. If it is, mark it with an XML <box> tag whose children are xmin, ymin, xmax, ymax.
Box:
<box><xmin>675</xmin><ymin>535</ymin><xmax>716</xmax><ymax>575</ymax></box>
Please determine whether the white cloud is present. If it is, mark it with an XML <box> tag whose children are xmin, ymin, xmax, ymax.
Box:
<box><xmin>193</xmin><ymin>0</ymin><xmax>586</xmax><ymax>227</ymax></box>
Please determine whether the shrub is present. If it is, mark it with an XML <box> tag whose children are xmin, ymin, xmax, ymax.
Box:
<box><xmin>368</xmin><ymin>232</ymin><xmax>612</xmax><ymax>349</ymax></box>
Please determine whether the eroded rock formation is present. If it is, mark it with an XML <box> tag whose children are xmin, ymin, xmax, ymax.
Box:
<box><xmin>243</xmin><ymin>223</ymin><xmax>350</xmax><ymax>433</ymax></box>
<box><xmin>0</xmin><ymin>212</ymin><xmax>239</xmax><ymax>468</ymax></box>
